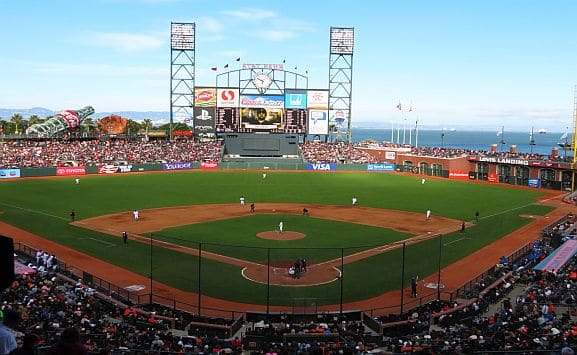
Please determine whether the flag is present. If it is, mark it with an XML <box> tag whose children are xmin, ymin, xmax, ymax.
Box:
<box><xmin>282</xmin><ymin>59</ymin><xmax>286</xmax><ymax>63</ymax></box>
<box><xmin>236</xmin><ymin>57</ymin><xmax>241</xmax><ymax>61</ymax></box>
<box><xmin>294</xmin><ymin>66</ymin><xmax>297</xmax><ymax>70</ymax></box>
<box><xmin>224</xmin><ymin>64</ymin><xmax>229</xmax><ymax>68</ymax></box>
<box><xmin>305</xmin><ymin>70</ymin><xmax>308</xmax><ymax>74</ymax></box>
<box><xmin>396</xmin><ymin>102</ymin><xmax>401</xmax><ymax>110</ymax></box>
<box><xmin>211</xmin><ymin>67</ymin><xmax>217</xmax><ymax>71</ymax></box>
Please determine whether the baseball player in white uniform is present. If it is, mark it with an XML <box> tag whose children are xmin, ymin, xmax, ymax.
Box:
<box><xmin>352</xmin><ymin>196</ymin><xmax>358</xmax><ymax>206</ymax></box>
<box><xmin>240</xmin><ymin>196</ymin><xmax>245</xmax><ymax>207</ymax></box>
<box><xmin>133</xmin><ymin>209</ymin><xmax>139</xmax><ymax>221</ymax></box>
<box><xmin>279</xmin><ymin>221</ymin><xmax>284</xmax><ymax>233</ymax></box>
<box><xmin>426</xmin><ymin>209</ymin><xmax>431</xmax><ymax>221</ymax></box>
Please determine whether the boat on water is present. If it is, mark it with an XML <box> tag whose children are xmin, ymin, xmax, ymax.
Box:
<box><xmin>538</xmin><ymin>128</ymin><xmax>547</xmax><ymax>134</ymax></box>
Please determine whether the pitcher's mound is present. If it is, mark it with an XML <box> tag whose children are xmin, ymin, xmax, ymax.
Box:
<box><xmin>257</xmin><ymin>231</ymin><xmax>306</xmax><ymax>240</ymax></box>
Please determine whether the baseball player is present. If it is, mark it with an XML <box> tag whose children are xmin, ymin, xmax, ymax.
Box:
<box><xmin>426</xmin><ymin>209</ymin><xmax>431</xmax><ymax>221</ymax></box>
<box><xmin>352</xmin><ymin>196</ymin><xmax>358</xmax><ymax>206</ymax></box>
<box><xmin>421</xmin><ymin>178</ymin><xmax>426</xmax><ymax>185</ymax></box>
<box><xmin>133</xmin><ymin>209</ymin><xmax>139</xmax><ymax>221</ymax></box>
<box><xmin>240</xmin><ymin>196</ymin><xmax>245</xmax><ymax>207</ymax></box>
<box><xmin>279</xmin><ymin>221</ymin><xmax>284</xmax><ymax>234</ymax></box>
<box><xmin>262</xmin><ymin>173</ymin><xmax>267</xmax><ymax>179</ymax></box>
<box><xmin>75</xmin><ymin>178</ymin><xmax>80</xmax><ymax>184</ymax></box>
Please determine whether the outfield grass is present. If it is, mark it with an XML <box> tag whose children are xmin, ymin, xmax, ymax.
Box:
<box><xmin>0</xmin><ymin>171</ymin><xmax>554</xmax><ymax>306</ymax></box>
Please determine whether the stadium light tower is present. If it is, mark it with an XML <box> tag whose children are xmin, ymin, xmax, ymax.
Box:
<box><xmin>170</xmin><ymin>22</ymin><xmax>195</xmax><ymax>141</ymax></box>
<box><xmin>329</xmin><ymin>27</ymin><xmax>354</xmax><ymax>143</ymax></box>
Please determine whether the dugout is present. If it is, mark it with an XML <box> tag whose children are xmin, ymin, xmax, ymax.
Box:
<box><xmin>220</xmin><ymin>133</ymin><xmax>301</xmax><ymax>161</ymax></box>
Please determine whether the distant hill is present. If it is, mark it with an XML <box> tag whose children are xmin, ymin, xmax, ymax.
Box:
<box><xmin>0</xmin><ymin>107</ymin><xmax>170</xmax><ymax>124</ymax></box>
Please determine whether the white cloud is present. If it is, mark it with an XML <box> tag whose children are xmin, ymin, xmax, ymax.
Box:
<box><xmin>221</xmin><ymin>8</ymin><xmax>277</xmax><ymax>21</ymax></box>
<box><xmin>84</xmin><ymin>32</ymin><xmax>165</xmax><ymax>52</ymax></box>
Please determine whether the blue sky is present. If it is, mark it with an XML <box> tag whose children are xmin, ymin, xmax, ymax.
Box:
<box><xmin>0</xmin><ymin>0</ymin><xmax>576</xmax><ymax>132</ymax></box>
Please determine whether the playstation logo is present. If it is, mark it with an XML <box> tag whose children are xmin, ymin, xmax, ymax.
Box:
<box><xmin>196</xmin><ymin>109</ymin><xmax>212</xmax><ymax>121</ymax></box>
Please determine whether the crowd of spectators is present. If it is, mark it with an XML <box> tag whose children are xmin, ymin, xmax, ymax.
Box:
<box><xmin>1</xmin><ymin>250</ymin><xmax>242</xmax><ymax>354</ymax></box>
<box><xmin>299</xmin><ymin>142</ymin><xmax>379</xmax><ymax>164</ymax></box>
<box><xmin>0</xmin><ymin>138</ymin><xmax>572</xmax><ymax>169</ymax></box>
<box><xmin>0</xmin><ymin>140</ymin><xmax>222</xmax><ymax>169</ymax></box>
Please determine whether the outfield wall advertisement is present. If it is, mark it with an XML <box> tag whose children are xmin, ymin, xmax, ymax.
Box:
<box><xmin>0</xmin><ymin>169</ymin><xmax>20</xmax><ymax>179</ymax></box>
<box><xmin>163</xmin><ymin>162</ymin><xmax>193</xmax><ymax>171</ymax></box>
<box><xmin>98</xmin><ymin>164</ymin><xmax>133</xmax><ymax>174</ymax></box>
<box><xmin>307</xmin><ymin>163</ymin><xmax>335</xmax><ymax>171</ymax></box>
<box><xmin>366</xmin><ymin>163</ymin><xmax>396</xmax><ymax>172</ymax></box>
<box><xmin>56</xmin><ymin>167</ymin><xmax>86</xmax><ymax>176</ymax></box>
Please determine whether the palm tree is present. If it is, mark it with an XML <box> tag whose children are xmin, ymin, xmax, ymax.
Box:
<box><xmin>141</xmin><ymin>118</ymin><xmax>154</xmax><ymax>132</ymax></box>
<box><xmin>28</xmin><ymin>114</ymin><xmax>43</xmax><ymax>125</ymax></box>
<box><xmin>10</xmin><ymin>113</ymin><xmax>24</xmax><ymax>134</ymax></box>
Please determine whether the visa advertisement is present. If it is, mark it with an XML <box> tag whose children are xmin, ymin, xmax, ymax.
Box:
<box><xmin>0</xmin><ymin>169</ymin><xmax>20</xmax><ymax>179</ymax></box>
<box><xmin>366</xmin><ymin>163</ymin><xmax>396</xmax><ymax>172</ymax></box>
<box><xmin>285</xmin><ymin>91</ymin><xmax>307</xmax><ymax>109</ymax></box>
<box><xmin>307</xmin><ymin>163</ymin><xmax>335</xmax><ymax>171</ymax></box>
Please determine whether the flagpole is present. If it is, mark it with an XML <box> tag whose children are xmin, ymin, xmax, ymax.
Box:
<box><xmin>415</xmin><ymin>119</ymin><xmax>419</xmax><ymax>148</ymax></box>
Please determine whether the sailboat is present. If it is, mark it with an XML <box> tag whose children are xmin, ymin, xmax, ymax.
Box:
<box><xmin>538</xmin><ymin>128</ymin><xmax>547</xmax><ymax>134</ymax></box>
<box><xmin>557</xmin><ymin>130</ymin><xmax>573</xmax><ymax>149</ymax></box>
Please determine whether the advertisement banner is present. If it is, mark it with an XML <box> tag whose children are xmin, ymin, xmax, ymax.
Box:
<box><xmin>329</xmin><ymin>109</ymin><xmax>347</xmax><ymax>131</ymax></box>
<box><xmin>468</xmin><ymin>172</ymin><xmax>477</xmax><ymax>180</ymax></box>
<box><xmin>193</xmin><ymin>107</ymin><xmax>216</xmax><ymax>132</ymax></box>
<box><xmin>449</xmin><ymin>171</ymin><xmax>470</xmax><ymax>180</ymax></box>
<box><xmin>385</xmin><ymin>151</ymin><xmax>396</xmax><ymax>160</ymax></box>
<box><xmin>200</xmin><ymin>161</ymin><xmax>218</xmax><ymax>170</ymax></box>
<box><xmin>285</xmin><ymin>92</ymin><xmax>307</xmax><ymax>109</ymax></box>
<box><xmin>56</xmin><ymin>167</ymin><xmax>86</xmax><ymax>176</ymax></box>
<box><xmin>162</xmin><ymin>162</ymin><xmax>193</xmax><ymax>171</ymax></box>
<box><xmin>240</xmin><ymin>107</ymin><xmax>284</xmax><ymax>131</ymax></box>
<box><xmin>240</xmin><ymin>95</ymin><xmax>284</xmax><ymax>108</ymax></box>
<box><xmin>0</xmin><ymin>169</ymin><xmax>20</xmax><ymax>179</ymax></box>
<box><xmin>307</xmin><ymin>163</ymin><xmax>335</xmax><ymax>171</ymax></box>
<box><xmin>194</xmin><ymin>88</ymin><xmax>217</xmax><ymax>107</ymax></box>
<box><xmin>528</xmin><ymin>178</ymin><xmax>541</xmax><ymax>188</ymax></box>
<box><xmin>56</xmin><ymin>110</ymin><xmax>81</xmax><ymax>129</ymax></box>
<box><xmin>308</xmin><ymin>110</ymin><xmax>328</xmax><ymax>135</ymax></box>
<box><xmin>487</xmin><ymin>173</ymin><xmax>498</xmax><ymax>182</ymax></box>
<box><xmin>307</xmin><ymin>90</ymin><xmax>329</xmax><ymax>109</ymax></box>
<box><xmin>98</xmin><ymin>164</ymin><xmax>133</xmax><ymax>174</ymax></box>
<box><xmin>366</xmin><ymin>163</ymin><xmax>396</xmax><ymax>172</ymax></box>
<box><xmin>217</xmin><ymin>88</ymin><xmax>239</xmax><ymax>108</ymax></box>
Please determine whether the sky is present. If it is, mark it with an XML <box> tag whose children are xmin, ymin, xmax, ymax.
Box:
<box><xmin>1</xmin><ymin>0</ymin><xmax>576</xmax><ymax>132</ymax></box>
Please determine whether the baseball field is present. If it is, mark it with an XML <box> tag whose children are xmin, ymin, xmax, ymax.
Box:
<box><xmin>0</xmin><ymin>170</ymin><xmax>559</xmax><ymax>311</ymax></box>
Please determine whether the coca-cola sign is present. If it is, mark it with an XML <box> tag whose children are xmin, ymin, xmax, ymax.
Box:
<box><xmin>56</xmin><ymin>110</ymin><xmax>80</xmax><ymax>129</ymax></box>
<box><xmin>56</xmin><ymin>166</ymin><xmax>86</xmax><ymax>176</ymax></box>
<box><xmin>239</xmin><ymin>95</ymin><xmax>284</xmax><ymax>108</ymax></box>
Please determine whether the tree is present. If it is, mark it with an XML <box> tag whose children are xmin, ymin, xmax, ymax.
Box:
<box><xmin>28</xmin><ymin>114</ymin><xmax>44</xmax><ymax>125</ymax></box>
<box><xmin>141</xmin><ymin>118</ymin><xmax>154</xmax><ymax>132</ymax></box>
<box><xmin>10</xmin><ymin>113</ymin><xmax>24</xmax><ymax>134</ymax></box>
<box><xmin>126</xmin><ymin>119</ymin><xmax>141</xmax><ymax>134</ymax></box>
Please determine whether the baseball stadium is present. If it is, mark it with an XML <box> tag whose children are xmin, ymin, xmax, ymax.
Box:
<box><xmin>1</xmin><ymin>24</ymin><xmax>577</xmax><ymax>354</ymax></box>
